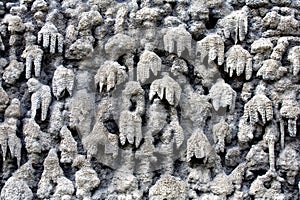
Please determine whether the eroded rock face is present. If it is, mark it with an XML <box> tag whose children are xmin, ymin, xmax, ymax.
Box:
<box><xmin>0</xmin><ymin>0</ymin><xmax>299</xmax><ymax>199</ymax></box>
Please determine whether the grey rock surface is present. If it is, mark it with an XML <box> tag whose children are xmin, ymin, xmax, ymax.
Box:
<box><xmin>0</xmin><ymin>0</ymin><xmax>299</xmax><ymax>199</ymax></box>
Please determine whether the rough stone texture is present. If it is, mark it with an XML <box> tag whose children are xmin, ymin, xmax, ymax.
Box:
<box><xmin>0</xmin><ymin>0</ymin><xmax>299</xmax><ymax>199</ymax></box>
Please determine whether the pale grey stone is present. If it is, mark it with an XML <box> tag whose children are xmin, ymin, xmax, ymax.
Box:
<box><xmin>0</xmin><ymin>0</ymin><xmax>299</xmax><ymax>199</ymax></box>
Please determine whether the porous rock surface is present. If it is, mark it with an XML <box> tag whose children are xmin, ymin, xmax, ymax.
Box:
<box><xmin>0</xmin><ymin>0</ymin><xmax>299</xmax><ymax>199</ymax></box>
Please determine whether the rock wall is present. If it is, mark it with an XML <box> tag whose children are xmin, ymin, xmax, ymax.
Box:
<box><xmin>0</xmin><ymin>0</ymin><xmax>299</xmax><ymax>199</ymax></box>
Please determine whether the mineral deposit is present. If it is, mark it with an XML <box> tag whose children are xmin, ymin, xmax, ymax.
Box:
<box><xmin>0</xmin><ymin>0</ymin><xmax>299</xmax><ymax>199</ymax></box>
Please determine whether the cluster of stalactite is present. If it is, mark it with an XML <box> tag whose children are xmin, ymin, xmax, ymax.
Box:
<box><xmin>0</xmin><ymin>0</ymin><xmax>299</xmax><ymax>199</ymax></box>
